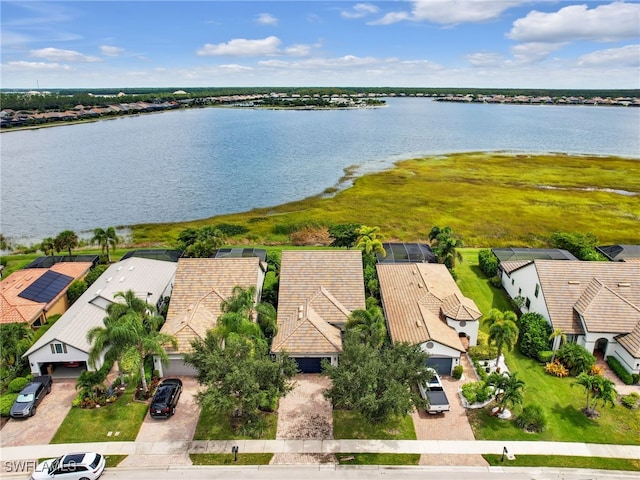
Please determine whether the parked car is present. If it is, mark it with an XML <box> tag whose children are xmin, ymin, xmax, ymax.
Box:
<box><xmin>30</xmin><ymin>452</ymin><xmax>105</xmax><ymax>480</ymax></box>
<box><xmin>418</xmin><ymin>370</ymin><xmax>450</xmax><ymax>414</ymax></box>
<box><xmin>10</xmin><ymin>375</ymin><xmax>52</xmax><ymax>418</ymax></box>
<box><xmin>149</xmin><ymin>378</ymin><xmax>183</xmax><ymax>418</ymax></box>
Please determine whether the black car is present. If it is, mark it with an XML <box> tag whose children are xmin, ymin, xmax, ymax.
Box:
<box><xmin>10</xmin><ymin>376</ymin><xmax>52</xmax><ymax>418</ymax></box>
<box><xmin>149</xmin><ymin>378</ymin><xmax>182</xmax><ymax>418</ymax></box>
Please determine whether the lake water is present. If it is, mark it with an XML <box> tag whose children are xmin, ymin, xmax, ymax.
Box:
<box><xmin>1</xmin><ymin>97</ymin><xmax>639</xmax><ymax>244</ymax></box>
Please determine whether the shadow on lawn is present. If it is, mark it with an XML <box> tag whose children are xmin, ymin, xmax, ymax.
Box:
<box><xmin>550</xmin><ymin>403</ymin><xmax>598</xmax><ymax>429</ymax></box>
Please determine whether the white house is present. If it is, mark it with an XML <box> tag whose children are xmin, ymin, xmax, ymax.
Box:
<box><xmin>24</xmin><ymin>257</ymin><xmax>177</xmax><ymax>376</ymax></box>
<box><xmin>377</xmin><ymin>262</ymin><xmax>481</xmax><ymax>375</ymax></box>
<box><xmin>500</xmin><ymin>259</ymin><xmax>640</xmax><ymax>375</ymax></box>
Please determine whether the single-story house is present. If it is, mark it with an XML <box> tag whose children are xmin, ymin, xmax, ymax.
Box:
<box><xmin>271</xmin><ymin>250</ymin><xmax>366</xmax><ymax>373</ymax></box>
<box><xmin>23</xmin><ymin>257</ymin><xmax>177</xmax><ymax>376</ymax></box>
<box><xmin>596</xmin><ymin>244</ymin><xmax>640</xmax><ymax>263</ymax></box>
<box><xmin>377</xmin><ymin>263</ymin><xmax>481</xmax><ymax>375</ymax></box>
<box><xmin>157</xmin><ymin>256</ymin><xmax>267</xmax><ymax>377</ymax></box>
<box><xmin>500</xmin><ymin>259</ymin><xmax>640</xmax><ymax>375</ymax></box>
<box><xmin>1</xmin><ymin>258</ymin><xmax>96</xmax><ymax>327</ymax></box>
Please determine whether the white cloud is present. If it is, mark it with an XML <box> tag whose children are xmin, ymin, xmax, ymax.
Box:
<box><xmin>4</xmin><ymin>60</ymin><xmax>71</xmax><ymax>71</ymax></box>
<box><xmin>197</xmin><ymin>36</ymin><xmax>282</xmax><ymax>56</ymax></box>
<box><xmin>284</xmin><ymin>44</ymin><xmax>312</xmax><ymax>56</ymax></box>
<box><xmin>30</xmin><ymin>47</ymin><xmax>101</xmax><ymax>62</ymax></box>
<box><xmin>466</xmin><ymin>52</ymin><xmax>505</xmax><ymax>67</ymax></box>
<box><xmin>371</xmin><ymin>0</ymin><xmax>523</xmax><ymax>25</ymax></box>
<box><xmin>341</xmin><ymin>3</ymin><xmax>379</xmax><ymax>19</ymax></box>
<box><xmin>100</xmin><ymin>45</ymin><xmax>124</xmax><ymax>57</ymax></box>
<box><xmin>255</xmin><ymin>13</ymin><xmax>278</xmax><ymax>26</ymax></box>
<box><xmin>577</xmin><ymin>44</ymin><xmax>640</xmax><ymax>67</ymax></box>
<box><xmin>510</xmin><ymin>42</ymin><xmax>564</xmax><ymax>63</ymax></box>
<box><xmin>508</xmin><ymin>2</ymin><xmax>640</xmax><ymax>43</ymax></box>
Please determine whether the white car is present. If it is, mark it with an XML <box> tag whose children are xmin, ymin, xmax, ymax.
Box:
<box><xmin>30</xmin><ymin>452</ymin><xmax>105</xmax><ymax>480</ymax></box>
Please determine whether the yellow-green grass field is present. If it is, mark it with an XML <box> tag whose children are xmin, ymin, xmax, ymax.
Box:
<box><xmin>130</xmin><ymin>153</ymin><xmax>640</xmax><ymax>248</ymax></box>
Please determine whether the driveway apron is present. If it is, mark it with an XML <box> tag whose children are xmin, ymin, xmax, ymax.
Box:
<box><xmin>0</xmin><ymin>378</ymin><xmax>76</xmax><ymax>447</ymax></box>
<box><xmin>270</xmin><ymin>374</ymin><xmax>336</xmax><ymax>465</ymax></box>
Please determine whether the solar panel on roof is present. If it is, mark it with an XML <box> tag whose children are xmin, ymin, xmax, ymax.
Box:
<box><xmin>18</xmin><ymin>270</ymin><xmax>73</xmax><ymax>304</ymax></box>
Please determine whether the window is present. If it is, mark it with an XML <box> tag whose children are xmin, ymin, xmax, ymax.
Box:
<box><xmin>518</xmin><ymin>287</ymin><xmax>522</xmax><ymax>295</ymax></box>
<box><xmin>525</xmin><ymin>297</ymin><xmax>531</xmax><ymax>309</ymax></box>
<box><xmin>50</xmin><ymin>343</ymin><xmax>67</xmax><ymax>354</ymax></box>
<box><xmin>511</xmin><ymin>279</ymin><xmax>515</xmax><ymax>285</ymax></box>
<box><xmin>534</xmin><ymin>284</ymin><xmax>540</xmax><ymax>298</ymax></box>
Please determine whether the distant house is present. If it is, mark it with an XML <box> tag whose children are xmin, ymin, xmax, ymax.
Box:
<box><xmin>500</xmin><ymin>260</ymin><xmax>640</xmax><ymax>375</ymax></box>
<box><xmin>377</xmin><ymin>263</ymin><xmax>481</xmax><ymax>375</ymax></box>
<box><xmin>492</xmin><ymin>247</ymin><xmax>577</xmax><ymax>263</ymax></box>
<box><xmin>157</xmin><ymin>256</ymin><xmax>267</xmax><ymax>377</ymax></box>
<box><xmin>0</xmin><ymin>258</ymin><xmax>96</xmax><ymax>327</ymax></box>
<box><xmin>596</xmin><ymin>245</ymin><xmax>640</xmax><ymax>263</ymax></box>
<box><xmin>23</xmin><ymin>257</ymin><xmax>177</xmax><ymax>377</ymax></box>
<box><xmin>271</xmin><ymin>251</ymin><xmax>366</xmax><ymax>373</ymax></box>
<box><xmin>377</xmin><ymin>242</ymin><xmax>437</xmax><ymax>264</ymax></box>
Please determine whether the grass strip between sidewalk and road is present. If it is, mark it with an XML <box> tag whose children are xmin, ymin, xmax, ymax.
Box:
<box><xmin>336</xmin><ymin>454</ymin><xmax>420</xmax><ymax>465</ymax></box>
<box><xmin>190</xmin><ymin>453</ymin><xmax>273</xmax><ymax>465</ymax></box>
<box><xmin>483</xmin><ymin>454</ymin><xmax>640</xmax><ymax>471</ymax></box>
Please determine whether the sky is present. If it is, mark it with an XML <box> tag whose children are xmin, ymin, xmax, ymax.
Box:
<box><xmin>1</xmin><ymin>0</ymin><xmax>639</xmax><ymax>90</ymax></box>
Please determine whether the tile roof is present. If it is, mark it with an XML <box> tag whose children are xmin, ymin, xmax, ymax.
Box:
<box><xmin>500</xmin><ymin>260</ymin><xmax>534</xmax><ymax>274</ymax></box>
<box><xmin>271</xmin><ymin>250</ymin><xmax>365</xmax><ymax>354</ymax></box>
<box><xmin>161</xmin><ymin>257</ymin><xmax>265</xmax><ymax>354</ymax></box>
<box><xmin>0</xmin><ymin>262</ymin><xmax>93</xmax><ymax>325</ymax></box>
<box><xmin>534</xmin><ymin>260</ymin><xmax>640</xmax><ymax>335</ymax></box>
<box><xmin>24</xmin><ymin>257</ymin><xmax>177</xmax><ymax>356</ymax></box>
<box><xmin>618</xmin><ymin>322</ymin><xmax>640</xmax><ymax>358</ymax></box>
<box><xmin>377</xmin><ymin>263</ymin><xmax>480</xmax><ymax>351</ymax></box>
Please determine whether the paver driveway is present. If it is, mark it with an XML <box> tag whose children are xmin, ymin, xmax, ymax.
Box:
<box><xmin>118</xmin><ymin>377</ymin><xmax>201</xmax><ymax>468</ymax></box>
<box><xmin>0</xmin><ymin>378</ymin><xmax>76</xmax><ymax>447</ymax></box>
<box><xmin>270</xmin><ymin>374</ymin><xmax>335</xmax><ymax>465</ymax></box>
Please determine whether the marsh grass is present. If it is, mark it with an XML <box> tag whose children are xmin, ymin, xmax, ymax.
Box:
<box><xmin>130</xmin><ymin>153</ymin><xmax>640</xmax><ymax>247</ymax></box>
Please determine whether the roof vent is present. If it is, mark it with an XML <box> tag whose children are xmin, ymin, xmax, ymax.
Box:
<box><xmin>129</xmin><ymin>266</ymin><xmax>135</xmax><ymax>271</ymax></box>
<box><xmin>107</xmin><ymin>277</ymin><xmax>112</xmax><ymax>282</ymax></box>
<box><xmin>95</xmin><ymin>289</ymin><xmax>102</xmax><ymax>296</ymax></box>
<box><xmin>117</xmin><ymin>266</ymin><xmax>122</xmax><ymax>271</ymax></box>
<box><xmin>298</xmin><ymin>305</ymin><xmax>304</xmax><ymax>320</ymax></box>
<box><xmin>418</xmin><ymin>283</ymin><xmax>423</xmax><ymax>288</ymax></box>
<box><xmin>568</xmin><ymin>280</ymin><xmax>580</xmax><ymax>285</ymax></box>
<box><xmin>120</xmin><ymin>277</ymin><xmax>125</xmax><ymax>282</ymax></box>
<box><xmin>618</xmin><ymin>283</ymin><xmax>631</xmax><ymax>287</ymax></box>
<box><xmin>416</xmin><ymin>320</ymin><xmax>422</xmax><ymax>327</ymax></box>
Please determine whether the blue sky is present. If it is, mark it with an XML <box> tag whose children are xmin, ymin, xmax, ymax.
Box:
<box><xmin>1</xmin><ymin>1</ymin><xmax>639</xmax><ymax>89</ymax></box>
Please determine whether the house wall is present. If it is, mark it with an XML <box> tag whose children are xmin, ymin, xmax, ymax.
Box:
<box><xmin>502</xmin><ymin>264</ymin><xmax>551</xmax><ymax>321</ymax></box>
<box><xmin>46</xmin><ymin>295</ymin><xmax>70</xmax><ymax>319</ymax></box>
<box><xmin>445</xmin><ymin>318</ymin><xmax>479</xmax><ymax>346</ymax></box>
<box><xmin>27</xmin><ymin>342</ymin><xmax>94</xmax><ymax>376</ymax></box>
<box><xmin>610</xmin><ymin>346</ymin><xmax>640</xmax><ymax>375</ymax></box>
<box><xmin>420</xmin><ymin>340</ymin><xmax>461</xmax><ymax>374</ymax></box>
<box><xmin>579</xmin><ymin>331</ymin><xmax>618</xmax><ymax>358</ymax></box>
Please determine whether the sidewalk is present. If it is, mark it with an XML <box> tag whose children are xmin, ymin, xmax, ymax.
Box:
<box><xmin>1</xmin><ymin>439</ymin><xmax>639</xmax><ymax>463</ymax></box>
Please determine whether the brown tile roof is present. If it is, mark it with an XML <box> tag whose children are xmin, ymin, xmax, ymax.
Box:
<box><xmin>534</xmin><ymin>260</ymin><xmax>640</xmax><ymax>335</ymax></box>
<box><xmin>162</xmin><ymin>257</ymin><xmax>265</xmax><ymax>353</ymax></box>
<box><xmin>271</xmin><ymin>250</ymin><xmax>365</xmax><ymax>354</ymax></box>
<box><xmin>618</xmin><ymin>322</ymin><xmax>640</xmax><ymax>358</ymax></box>
<box><xmin>377</xmin><ymin>263</ymin><xmax>480</xmax><ymax>351</ymax></box>
<box><xmin>500</xmin><ymin>260</ymin><xmax>533</xmax><ymax>274</ymax></box>
<box><xmin>0</xmin><ymin>262</ymin><xmax>93</xmax><ymax>325</ymax></box>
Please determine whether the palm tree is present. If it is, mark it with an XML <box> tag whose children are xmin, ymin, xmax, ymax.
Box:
<box><xmin>92</xmin><ymin>227</ymin><xmax>119</xmax><ymax>263</ymax></box>
<box><xmin>220</xmin><ymin>285</ymin><xmax>277</xmax><ymax>338</ymax></box>
<box><xmin>346</xmin><ymin>306</ymin><xmax>387</xmax><ymax>350</ymax></box>
<box><xmin>429</xmin><ymin>226</ymin><xmax>463</xmax><ymax>269</ymax></box>
<box><xmin>573</xmin><ymin>372</ymin><xmax>617</xmax><ymax>417</ymax></box>
<box><xmin>549</xmin><ymin>328</ymin><xmax>566</xmax><ymax>362</ymax></box>
<box><xmin>487</xmin><ymin>371</ymin><xmax>525</xmax><ymax>414</ymax></box>
<box><xmin>355</xmin><ymin>225</ymin><xmax>386</xmax><ymax>257</ymax></box>
<box><xmin>0</xmin><ymin>324</ymin><xmax>33</xmax><ymax>369</ymax></box>
<box><xmin>488</xmin><ymin>317</ymin><xmax>519</xmax><ymax>365</ymax></box>
<box><xmin>54</xmin><ymin>230</ymin><xmax>78</xmax><ymax>256</ymax></box>
<box><xmin>483</xmin><ymin>308</ymin><xmax>517</xmax><ymax>328</ymax></box>
<box><xmin>40</xmin><ymin>237</ymin><xmax>55</xmax><ymax>258</ymax></box>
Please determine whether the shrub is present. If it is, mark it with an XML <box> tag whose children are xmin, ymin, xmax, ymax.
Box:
<box><xmin>67</xmin><ymin>279</ymin><xmax>87</xmax><ymax>304</ymax></box>
<box><xmin>461</xmin><ymin>381</ymin><xmax>492</xmax><ymax>404</ymax></box>
<box><xmin>518</xmin><ymin>313</ymin><xmax>552</xmax><ymax>359</ymax></box>
<box><xmin>606</xmin><ymin>356</ymin><xmax>633</xmax><ymax>385</ymax></box>
<box><xmin>515</xmin><ymin>404</ymin><xmax>547</xmax><ymax>433</ymax></box>
<box><xmin>489</xmin><ymin>275</ymin><xmax>502</xmax><ymax>288</ymax></box>
<box><xmin>556</xmin><ymin>343</ymin><xmax>595</xmax><ymax>376</ymax></box>
<box><xmin>452</xmin><ymin>365</ymin><xmax>463</xmax><ymax>380</ymax></box>
<box><xmin>472</xmin><ymin>360</ymin><xmax>488</xmax><ymax>381</ymax></box>
<box><xmin>589</xmin><ymin>364</ymin><xmax>604</xmax><ymax>377</ymax></box>
<box><xmin>469</xmin><ymin>344</ymin><xmax>498</xmax><ymax>361</ymax></box>
<box><xmin>633</xmin><ymin>374</ymin><xmax>640</xmax><ymax>385</ymax></box>
<box><xmin>0</xmin><ymin>394</ymin><xmax>18</xmax><ymax>416</ymax></box>
<box><xmin>84</xmin><ymin>265</ymin><xmax>108</xmax><ymax>286</ymax></box>
<box><xmin>8</xmin><ymin>377</ymin><xmax>29</xmax><ymax>393</ymax></box>
<box><xmin>537</xmin><ymin>350</ymin><xmax>553</xmax><ymax>363</ymax></box>
<box><xmin>620</xmin><ymin>392</ymin><xmax>640</xmax><ymax>409</ymax></box>
<box><xmin>545</xmin><ymin>360</ymin><xmax>569</xmax><ymax>377</ymax></box>
<box><xmin>289</xmin><ymin>226</ymin><xmax>330</xmax><ymax>246</ymax></box>
<box><xmin>213</xmin><ymin>223</ymin><xmax>249</xmax><ymax>237</ymax></box>
<box><xmin>478</xmin><ymin>249</ymin><xmax>498</xmax><ymax>278</ymax></box>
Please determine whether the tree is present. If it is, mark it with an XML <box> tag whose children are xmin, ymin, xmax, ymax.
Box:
<box><xmin>429</xmin><ymin>226</ymin><xmax>463</xmax><ymax>269</ymax></box>
<box><xmin>323</xmin><ymin>332</ymin><xmax>430</xmax><ymax>422</ymax></box>
<box><xmin>220</xmin><ymin>285</ymin><xmax>278</xmax><ymax>339</ymax></box>
<box><xmin>549</xmin><ymin>328</ymin><xmax>567</xmax><ymax>362</ymax></box>
<box><xmin>550</xmin><ymin>231</ymin><xmax>604</xmax><ymax>261</ymax></box>
<box><xmin>0</xmin><ymin>324</ymin><xmax>33</xmax><ymax>370</ymax></box>
<box><xmin>92</xmin><ymin>227</ymin><xmax>119</xmax><ymax>263</ymax></box>
<box><xmin>484</xmin><ymin>308</ymin><xmax>517</xmax><ymax>328</ymax></box>
<box><xmin>573</xmin><ymin>372</ymin><xmax>617</xmax><ymax>417</ymax></box>
<box><xmin>346</xmin><ymin>305</ymin><xmax>387</xmax><ymax>350</ymax></box>
<box><xmin>485</xmin><ymin>309</ymin><xmax>519</xmax><ymax>364</ymax></box>
<box><xmin>40</xmin><ymin>237</ymin><xmax>55</xmax><ymax>257</ymax></box>
<box><xmin>355</xmin><ymin>225</ymin><xmax>385</xmax><ymax>257</ymax></box>
<box><xmin>184</xmin><ymin>331</ymin><xmax>297</xmax><ymax>432</ymax></box>
<box><xmin>0</xmin><ymin>233</ymin><xmax>9</xmax><ymax>251</ymax></box>
<box><xmin>518</xmin><ymin>312</ymin><xmax>552</xmax><ymax>359</ymax></box>
<box><xmin>486</xmin><ymin>371</ymin><xmax>525</xmax><ymax>414</ymax></box>
<box><xmin>54</xmin><ymin>230</ymin><xmax>78</xmax><ymax>256</ymax></box>
<box><xmin>328</xmin><ymin>223</ymin><xmax>362</xmax><ymax>249</ymax></box>
<box><xmin>178</xmin><ymin>226</ymin><xmax>226</xmax><ymax>258</ymax></box>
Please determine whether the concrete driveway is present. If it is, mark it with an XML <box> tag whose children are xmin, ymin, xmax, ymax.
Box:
<box><xmin>118</xmin><ymin>377</ymin><xmax>201</xmax><ymax>468</ymax></box>
<box><xmin>0</xmin><ymin>378</ymin><xmax>76</xmax><ymax>447</ymax></box>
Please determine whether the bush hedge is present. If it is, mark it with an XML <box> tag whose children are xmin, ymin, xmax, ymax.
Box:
<box><xmin>452</xmin><ymin>365</ymin><xmax>463</xmax><ymax>380</ymax></box>
<box><xmin>606</xmin><ymin>356</ymin><xmax>634</xmax><ymax>385</ymax></box>
<box><xmin>518</xmin><ymin>312</ymin><xmax>552</xmax><ymax>359</ymax></box>
<box><xmin>478</xmin><ymin>249</ymin><xmax>498</xmax><ymax>278</ymax></box>
<box><xmin>556</xmin><ymin>343</ymin><xmax>595</xmax><ymax>376</ymax></box>
<box><xmin>620</xmin><ymin>392</ymin><xmax>640</xmax><ymax>409</ymax></box>
<box><xmin>0</xmin><ymin>394</ymin><xmax>18</xmax><ymax>417</ymax></box>
<box><xmin>8</xmin><ymin>377</ymin><xmax>29</xmax><ymax>394</ymax></box>
<box><xmin>461</xmin><ymin>381</ymin><xmax>492</xmax><ymax>404</ymax></box>
<box><xmin>537</xmin><ymin>350</ymin><xmax>553</xmax><ymax>363</ymax></box>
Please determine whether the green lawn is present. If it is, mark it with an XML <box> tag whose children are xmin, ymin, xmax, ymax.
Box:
<box><xmin>337</xmin><ymin>454</ymin><xmax>420</xmax><ymax>465</ymax></box>
<box><xmin>456</xmin><ymin>248</ymin><xmax>512</xmax><ymax>314</ymax></box>
<box><xmin>483</xmin><ymin>454</ymin><xmax>640</xmax><ymax>471</ymax></box>
<box><xmin>51</xmin><ymin>386</ymin><xmax>147</xmax><ymax>443</ymax></box>
<box><xmin>193</xmin><ymin>405</ymin><xmax>277</xmax><ymax>440</ymax></box>
<box><xmin>104</xmin><ymin>455</ymin><xmax>127</xmax><ymax>468</ymax></box>
<box><xmin>333</xmin><ymin>409</ymin><xmax>416</xmax><ymax>440</ymax></box>
<box><xmin>190</xmin><ymin>453</ymin><xmax>273</xmax><ymax>465</ymax></box>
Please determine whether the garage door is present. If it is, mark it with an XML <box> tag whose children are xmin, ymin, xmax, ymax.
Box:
<box><xmin>163</xmin><ymin>359</ymin><xmax>197</xmax><ymax>377</ymax></box>
<box><xmin>294</xmin><ymin>357</ymin><xmax>329</xmax><ymax>374</ymax></box>
<box><xmin>426</xmin><ymin>357</ymin><xmax>452</xmax><ymax>376</ymax></box>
